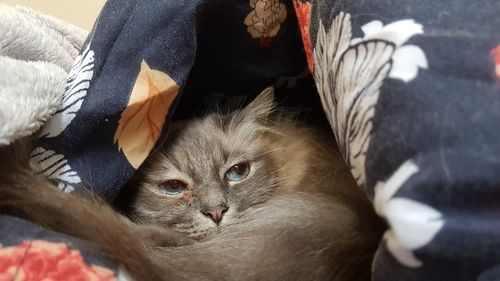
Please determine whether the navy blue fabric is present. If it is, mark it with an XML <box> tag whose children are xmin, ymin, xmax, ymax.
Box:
<box><xmin>38</xmin><ymin>0</ymin><xmax>200</xmax><ymax>199</ymax></box>
<box><xmin>306</xmin><ymin>0</ymin><xmax>500</xmax><ymax>280</ymax></box>
<box><xmin>35</xmin><ymin>0</ymin><xmax>308</xmax><ymax>201</ymax></box>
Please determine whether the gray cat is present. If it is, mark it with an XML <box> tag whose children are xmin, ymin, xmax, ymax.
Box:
<box><xmin>0</xmin><ymin>88</ymin><xmax>383</xmax><ymax>281</ymax></box>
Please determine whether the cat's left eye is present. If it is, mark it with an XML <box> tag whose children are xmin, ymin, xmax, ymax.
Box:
<box><xmin>159</xmin><ymin>180</ymin><xmax>187</xmax><ymax>196</ymax></box>
<box><xmin>225</xmin><ymin>162</ymin><xmax>250</xmax><ymax>182</ymax></box>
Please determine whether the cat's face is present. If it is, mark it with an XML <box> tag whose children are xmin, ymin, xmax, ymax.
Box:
<box><xmin>131</xmin><ymin>88</ymin><xmax>280</xmax><ymax>239</ymax></box>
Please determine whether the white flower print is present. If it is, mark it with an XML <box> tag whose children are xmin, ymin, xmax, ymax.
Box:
<box><xmin>374</xmin><ymin>160</ymin><xmax>444</xmax><ymax>268</ymax></box>
<box><xmin>313</xmin><ymin>12</ymin><xmax>428</xmax><ymax>186</ymax></box>
<box><xmin>39</xmin><ymin>44</ymin><xmax>95</xmax><ymax>138</ymax></box>
<box><xmin>31</xmin><ymin>45</ymin><xmax>94</xmax><ymax>192</ymax></box>
<box><xmin>352</xmin><ymin>19</ymin><xmax>428</xmax><ymax>82</ymax></box>
<box><xmin>30</xmin><ymin>147</ymin><xmax>81</xmax><ymax>193</ymax></box>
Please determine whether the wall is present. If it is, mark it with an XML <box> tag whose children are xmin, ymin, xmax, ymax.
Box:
<box><xmin>2</xmin><ymin>0</ymin><xmax>106</xmax><ymax>30</ymax></box>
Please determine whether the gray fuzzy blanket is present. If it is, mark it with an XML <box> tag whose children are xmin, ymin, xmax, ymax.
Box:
<box><xmin>0</xmin><ymin>4</ymin><xmax>87</xmax><ymax>145</ymax></box>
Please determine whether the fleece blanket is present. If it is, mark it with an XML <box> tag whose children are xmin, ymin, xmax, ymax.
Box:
<box><xmin>0</xmin><ymin>4</ymin><xmax>87</xmax><ymax>146</ymax></box>
<box><xmin>2</xmin><ymin>1</ymin><xmax>500</xmax><ymax>280</ymax></box>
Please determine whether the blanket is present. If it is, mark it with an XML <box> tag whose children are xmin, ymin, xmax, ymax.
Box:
<box><xmin>0</xmin><ymin>4</ymin><xmax>87</xmax><ymax>145</ymax></box>
<box><xmin>1</xmin><ymin>1</ymin><xmax>500</xmax><ymax>280</ymax></box>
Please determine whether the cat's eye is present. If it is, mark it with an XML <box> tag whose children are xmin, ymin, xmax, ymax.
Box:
<box><xmin>159</xmin><ymin>180</ymin><xmax>187</xmax><ymax>196</ymax></box>
<box><xmin>225</xmin><ymin>162</ymin><xmax>250</xmax><ymax>182</ymax></box>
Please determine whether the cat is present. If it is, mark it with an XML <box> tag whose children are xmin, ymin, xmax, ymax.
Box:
<box><xmin>124</xmin><ymin>87</ymin><xmax>373</xmax><ymax>240</ymax></box>
<box><xmin>0</xmin><ymin>88</ymin><xmax>384</xmax><ymax>281</ymax></box>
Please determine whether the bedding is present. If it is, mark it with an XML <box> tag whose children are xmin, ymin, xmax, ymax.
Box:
<box><xmin>1</xmin><ymin>0</ymin><xmax>499</xmax><ymax>280</ymax></box>
<box><xmin>0</xmin><ymin>4</ymin><xmax>87</xmax><ymax>145</ymax></box>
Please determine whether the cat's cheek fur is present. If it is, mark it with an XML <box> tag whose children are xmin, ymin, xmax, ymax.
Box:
<box><xmin>229</xmin><ymin>158</ymin><xmax>279</xmax><ymax>212</ymax></box>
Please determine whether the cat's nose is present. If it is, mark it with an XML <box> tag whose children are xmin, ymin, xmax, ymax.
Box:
<box><xmin>201</xmin><ymin>205</ymin><xmax>228</xmax><ymax>225</ymax></box>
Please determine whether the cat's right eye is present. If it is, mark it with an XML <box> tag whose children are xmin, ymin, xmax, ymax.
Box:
<box><xmin>159</xmin><ymin>180</ymin><xmax>187</xmax><ymax>196</ymax></box>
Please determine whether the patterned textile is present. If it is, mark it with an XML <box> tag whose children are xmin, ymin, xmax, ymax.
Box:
<box><xmin>300</xmin><ymin>1</ymin><xmax>500</xmax><ymax>280</ymax></box>
<box><xmin>32</xmin><ymin>0</ymin><xmax>309</xmax><ymax>197</ymax></box>
<box><xmin>3</xmin><ymin>0</ymin><xmax>500</xmax><ymax>280</ymax></box>
<box><xmin>0</xmin><ymin>216</ymin><xmax>121</xmax><ymax>280</ymax></box>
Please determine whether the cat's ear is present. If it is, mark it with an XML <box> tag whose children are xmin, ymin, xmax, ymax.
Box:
<box><xmin>241</xmin><ymin>87</ymin><xmax>275</xmax><ymax>122</ymax></box>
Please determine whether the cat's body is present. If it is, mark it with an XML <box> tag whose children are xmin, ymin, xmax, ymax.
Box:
<box><xmin>0</xmin><ymin>88</ymin><xmax>383</xmax><ymax>281</ymax></box>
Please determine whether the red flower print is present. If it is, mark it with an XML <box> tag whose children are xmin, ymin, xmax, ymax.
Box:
<box><xmin>492</xmin><ymin>45</ymin><xmax>500</xmax><ymax>79</ymax></box>
<box><xmin>293</xmin><ymin>0</ymin><xmax>313</xmax><ymax>72</ymax></box>
<box><xmin>259</xmin><ymin>36</ymin><xmax>273</xmax><ymax>47</ymax></box>
<box><xmin>0</xmin><ymin>240</ymin><xmax>116</xmax><ymax>281</ymax></box>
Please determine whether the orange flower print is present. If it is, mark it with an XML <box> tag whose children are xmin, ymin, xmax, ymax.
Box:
<box><xmin>244</xmin><ymin>0</ymin><xmax>287</xmax><ymax>47</ymax></box>
<box><xmin>492</xmin><ymin>45</ymin><xmax>500</xmax><ymax>79</ymax></box>
<box><xmin>0</xmin><ymin>240</ymin><xmax>116</xmax><ymax>281</ymax></box>
<box><xmin>293</xmin><ymin>0</ymin><xmax>313</xmax><ymax>72</ymax></box>
<box><xmin>114</xmin><ymin>60</ymin><xmax>180</xmax><ymax>169</ymax></box>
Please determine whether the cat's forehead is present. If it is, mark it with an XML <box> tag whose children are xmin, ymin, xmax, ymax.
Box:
<box><xmin>179</xmin><ymin>113</ymin><xmax>260</xmax><ymax>146</ymax></box>
<box><xmin>161</xmin><ymin>113</ymin><xmax>263</xmax><ymax>174</ymax></box>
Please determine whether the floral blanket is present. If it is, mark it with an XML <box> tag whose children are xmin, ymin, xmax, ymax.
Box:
<box><xmin>2</xmin><ymin>0</ymin><xmax>500</xmax><ymax>280</ymax></box>
<box><xmin>0</xmin><ymin>216</ymin><xmax>120</xmax><ymax>280</ymax></box>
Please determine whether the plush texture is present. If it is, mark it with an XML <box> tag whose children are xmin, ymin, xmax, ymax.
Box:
<box><xmin>0</xmin><ymin>4</ymin><xmax>87</xmax><ymax>146</ymax></box>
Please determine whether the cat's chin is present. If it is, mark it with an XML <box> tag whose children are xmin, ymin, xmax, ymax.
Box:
<box><xmin>187</xmin><ymin>228</ymin><xmax>218</xmax><ymax>241</ymax></box>
<box><xmin>188</xmin><ymin>221</ymin><xmax>236</xmax><ymax>242</ymax></box>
